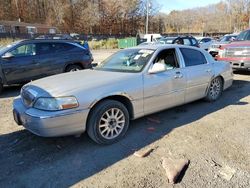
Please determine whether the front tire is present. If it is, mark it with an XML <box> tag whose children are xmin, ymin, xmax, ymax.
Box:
<box><xmin>205</xmin><ymin>77</ymin><xmax>223</xmax><ymax>102</ymax></box>
<box><xmin>87</xmin><ymin>100</ymin><xmax>130</xmax><ymax>145</ymax></box>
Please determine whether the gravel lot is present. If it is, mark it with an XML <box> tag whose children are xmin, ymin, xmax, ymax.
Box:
<box><xmin>0</xmin><ymin>50</ymin><xmax>250</xmax><ymax>188</ymax></box>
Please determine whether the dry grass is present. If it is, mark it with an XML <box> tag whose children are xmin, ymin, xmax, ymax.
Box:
<box><xmin>0</xmin><ymin>37</ymin><xmax>119</xmax><ymax>50</ymax></box>
<box><xmin>89</xmin><ymin>38</ymin><xmax>118</xmax><ymax>50</ymax></box>
<box><xmin>0</xmin><ymin>38</ymin><xmax>18</xmax><ymax>47</ymax></box>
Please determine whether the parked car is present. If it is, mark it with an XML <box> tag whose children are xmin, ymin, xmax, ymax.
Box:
<box><xmin>216</xmin><ymin>29</ymin><xmax>250</xmax><ymax>70</ymax></box>
<box><xmin>36</xmin><ymin>34</ymin><xmax>73</xmax><ymax>40</ymax></box>
<box><xmin>13</xmin><ymin>44</ymin><xmax>233</xmax><ymax>144</ymax></box>
<box><xmin>143</xmin><ymin>33</ymin><xmax>162</xmax><ymax>42</ymax></box>
<box><xmin>159</xmin><ymin>36</ymin><xmax>199</xmax><ymax>47</ymax></box>
<box><xmin>52</xmin><ymin>34</ymin><xmax>73</xmax><ymax>40</ymax></box>
<box><xmin>155</xmin><ymin>37</ymin><xmax>177</xmax><ymax>44</ymax></box>
<box><xmin>197</xmin><ymin>37</ymin><xmax>214</xmax><ymax>50</ymax></box>
<box><xmin>0</xmin><ymin>39</ymin><xmax>93</xmax><ymax>93</ymax></box>
<box><xmin>208</xmin><ymin>34</ymin><xmax>238</xmax><ymax>57</ymax></box>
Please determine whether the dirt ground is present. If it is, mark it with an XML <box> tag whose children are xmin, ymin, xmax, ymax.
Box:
<box><xmin>0</xmin><ymin>50</ymin><xmax>250</xmax><ymax>188</ymax></box>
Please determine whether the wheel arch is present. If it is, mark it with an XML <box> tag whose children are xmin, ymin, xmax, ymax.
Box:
<box><xmin>87</xmin><ymin>94</ymin><xmax>135</xmax><ymax>122</ymax></box>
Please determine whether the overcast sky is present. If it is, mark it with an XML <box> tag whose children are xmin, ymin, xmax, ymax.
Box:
<box><xmin>157</xmin><ymin>0</ymin><xmax>223</xmax><ymax>13</ymax></box>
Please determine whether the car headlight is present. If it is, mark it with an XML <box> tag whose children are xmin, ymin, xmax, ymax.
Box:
<box><xmin>33</xmin><ymin>97</ymin><xmax>79</xmax><ymax>111</ymax></box>
<box><xmin>218</xmin><ymin>49</ymin><xmax>225</xmax><ymax>58</ymax></box>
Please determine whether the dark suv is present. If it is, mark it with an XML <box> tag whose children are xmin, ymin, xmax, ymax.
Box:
<box><xmin>0</xmin><ymin>39</ymin><xmax>93</xmax><ymax>93</ymax></box>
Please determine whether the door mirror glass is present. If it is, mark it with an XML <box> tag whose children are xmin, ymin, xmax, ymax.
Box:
<box><xmin>2</xmin><ymin>52</ymin><xmax>14</xmax><ymax>59</ymax></box>
<box><xmin>148</xmin><ymin>63</ymin><xmax>166</xmax><ymax>74</ymax></box>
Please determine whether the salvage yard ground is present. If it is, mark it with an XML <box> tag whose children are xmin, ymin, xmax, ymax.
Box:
<box><xmin>0</xmin><ymin>50</ymin><xmax>250</xmax><ymax>188</ymax></box>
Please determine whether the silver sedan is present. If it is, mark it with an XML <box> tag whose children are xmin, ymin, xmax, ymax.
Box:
<box><xmin>13</xmin><ymin>45</ymin><xmax>233</xmax><ymax>144</ymax></box>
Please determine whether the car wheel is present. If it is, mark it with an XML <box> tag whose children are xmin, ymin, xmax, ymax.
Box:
<box><xmin>87</xmin><ymin>100</ymin><xmax>130</xmax><ymax>145</ymax></box>
<box><xmin>205</xmin><ymin>77</ymin><xmax>223</xmax><ymax>102</ymax></box>
<box><xmin>65</xmin><ymin>65</ymin><xmax>82</xmax><ymax>72</ymax></box>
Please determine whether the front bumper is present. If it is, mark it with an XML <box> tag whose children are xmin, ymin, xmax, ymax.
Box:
<box><xmin>229</xmin><ymin>61</ymin><xmax>250</xmax><ymax>70</ymax></box>
<box><xmin>13</xmin><ymin>97</ymin><xmax>89</xmax><ymax>137</ymax></box>
<box><xmin>217</xmin><ymin>58</ymin><xmax>250</xmax><ymax>70</ymax></box>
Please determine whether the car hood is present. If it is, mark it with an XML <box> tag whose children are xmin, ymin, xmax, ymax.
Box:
<box><xmin>25</xmin><ymin>69</ymin><xmax>141</xmax><ymax>97</ymax></box>
<box><xmin>221</xmin><ymin>41</ymin><xmax>250</xmax><ymax>49</ymax></box>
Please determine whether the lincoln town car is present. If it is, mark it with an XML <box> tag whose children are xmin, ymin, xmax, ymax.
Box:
<box><xmin>13</xmin><ymin>45</ymin><xmax>233</xmax><ymax>144</ymax></box>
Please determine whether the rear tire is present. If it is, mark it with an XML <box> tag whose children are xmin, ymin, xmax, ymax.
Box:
<box><xmin>87</xmin><ymin>100</ymin><xmax>130</xmax><ymax>145</ymax></box>
<box><xmin>65</xmin><ymin>65</ymin><xmax>82</xmax><ymax>72</ymax></box>
<box><xmin>205</xmin><ymin>77</ymin><xmax>223</xmax><ymax>102</ymax></box>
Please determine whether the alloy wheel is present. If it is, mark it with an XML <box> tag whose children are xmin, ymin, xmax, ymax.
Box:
<box><xmin>98</xmin><ymin>108</ymin><xmax>125</xmax><ymax>140</ymax></box>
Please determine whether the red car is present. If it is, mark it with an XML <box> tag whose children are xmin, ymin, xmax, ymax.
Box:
<box><xmin>216</xmin><ymin>28</ymin><xmax>250</xmax><ymax>71</ymax></box>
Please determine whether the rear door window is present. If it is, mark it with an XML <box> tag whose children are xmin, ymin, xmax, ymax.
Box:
<box><xmin>52</xmin><ymin>43</ymin><xmax>79</xmax><ymax>53</ymax></box>
<box><xmin>36</xmin><ymin>43</ymin><xmax>53</xmax><ymax>55</ymax></box>
<box><xmin>180</xmin><ymin>48</ymin><xmax>207</xmax><ymax>67</ymax></box>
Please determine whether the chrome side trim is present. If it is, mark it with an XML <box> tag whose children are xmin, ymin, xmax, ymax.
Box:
<box><xmin>25</xmin><ymin>108</ymin><xmax>88</xmax><ymax>119</ymax></box>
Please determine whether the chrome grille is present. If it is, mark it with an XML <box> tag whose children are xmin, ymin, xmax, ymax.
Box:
<box><xmin>225</xmin><ymin>47</ymin><xmax>250</xmax><ymax>58</ymax></box>
<box><xmin>21</xmin><ymin>88</ymin><xmax>36</xmax><ymax>107</ymax></box>
<box><xmin>211</xmin><ymin>44</ymin><xmax>220</xmax><ymax>49</ymax></box>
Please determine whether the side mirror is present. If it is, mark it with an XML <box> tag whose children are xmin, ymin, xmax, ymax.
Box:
<box><xmin>2</xmin><ymin>52</ymin><xmax>14</xmax><ymax>59</ymax></box>
<box><xmin>148</xmin><ymin>63</ymin><xmax>166</xmax><ymax>74</ymax></box>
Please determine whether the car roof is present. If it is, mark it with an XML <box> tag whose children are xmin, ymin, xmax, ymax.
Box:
<box><xmin>130</xmin><ymin>44</ymin><xmax>200</xmax><ymax>51</ymax></box>
<box><xmin>17</xmin><ymin>39</ymin><xmax>80</xmax><ymax>44</ymax></box>
<box><xmin>224</xmin><ymin>34</ymin><xmax>238</xmax><ymax>36</ymax></box>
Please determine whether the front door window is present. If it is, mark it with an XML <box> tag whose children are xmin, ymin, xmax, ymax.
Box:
<box><xmin>9</xmin><ymin>44</ymin><xmax>36</xmax><ymax>57</ymax></box>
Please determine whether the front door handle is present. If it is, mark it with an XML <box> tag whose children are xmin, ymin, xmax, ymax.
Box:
<box><xmin>175</xmin><ymin>72</ymin><xmax>183</xmax><ymax>79</ymax></box>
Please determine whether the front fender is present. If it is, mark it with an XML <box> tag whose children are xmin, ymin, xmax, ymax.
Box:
<box><xmin>88</xmin><ymin>92</ymin><xmax>133</xmax><ymax>109</ymax></box>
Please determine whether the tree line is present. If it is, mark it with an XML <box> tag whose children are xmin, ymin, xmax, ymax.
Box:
<box><xmin>0</xmin><ymin>0</ymin><xmax>249</xmax><ymax>35</ymax></box>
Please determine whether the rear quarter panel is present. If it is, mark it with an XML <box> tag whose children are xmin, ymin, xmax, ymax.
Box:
<box><xmin>212</xmin><ymin>61</ymin><xmax>233</xmax><ymax>90</ymax></box>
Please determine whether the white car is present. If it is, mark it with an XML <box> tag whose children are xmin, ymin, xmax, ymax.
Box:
<box><xmin>197</xmin><ymin>37</ymin><xmax>214</xmax><ymax>50</ymax></box>
<box><xmin>208</xmin><ymin>34</ymin><xmax>238</xmax><ymax>57</ymax></box>
<box><xmin>13</xmin><ymin>45</ymin><xmax>233</xmax><ymax>144</ymax></box>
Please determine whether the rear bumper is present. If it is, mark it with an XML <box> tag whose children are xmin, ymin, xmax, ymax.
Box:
<box><xmin>13</xmin><ymin>97</ymin><xmax>89</xmax><ymax>137</ymax></box>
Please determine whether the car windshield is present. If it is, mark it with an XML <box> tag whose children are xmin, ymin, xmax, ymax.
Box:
<box><xmin>95</xmin><ymin>48</ymin><xmax>155</xmax><ymax>73</ymax></box>
<box><xmin>236</xmin><ymin>30</ymin><xmax>250</xmax><ymax>41</ymax></box>
<box><xmin>0</xmin><ymin>41</ymin><xmax>20</xmax><ymax>54</ymax></box>
<box><xmin>155</xmin><ymin>37</ymin><xmax>175</xmax><ymax>44</ymax></box>
<box><xmin>220</xmin><ymin>35</ymin><xmax>237</xmax><ymax>42</ymax></box>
